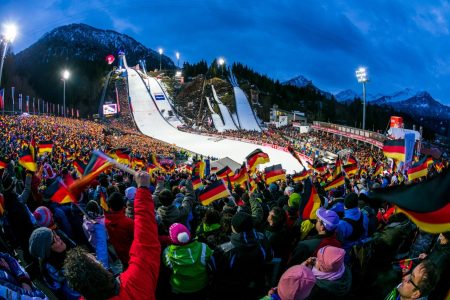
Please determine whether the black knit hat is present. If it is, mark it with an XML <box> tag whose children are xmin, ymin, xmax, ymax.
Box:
<box><xmin>107</xmin><ymin>192</ymin><xmax>124</xmax><ymax>212</ymax></box>
<box><xmin>344</xmin><ymin>193</ymin><xmax>358</xmax><ymax>209</ymax></box>
<box><xmin>231</xmin><ymin>212</ymin><xmax>253</xmax><ymax>233</ymax></box>
<box><xmin>159</xmin><ymin>189</ymin><xmax>174</xmax><ymax>206</ymax></box>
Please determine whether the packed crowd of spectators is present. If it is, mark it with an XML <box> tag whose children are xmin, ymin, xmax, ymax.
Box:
<box><xmin>181</xmin><ymin>124</ymin><xmax>384</xmax><ymax>165</ymax></box>
<box><xmin>0</xmin><ymin>114</ymin><xmax>448</xmax><ymax>300</ymax></box>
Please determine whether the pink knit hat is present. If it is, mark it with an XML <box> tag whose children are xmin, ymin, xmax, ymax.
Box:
<box><xmin>316</xmin><ymin>246</ymin><xmax>345</xmax><ymax>273</ymax></box>
<box><xmin>33</xmin><ymin>206</ymin><xmax>54</xmax><ymax>228</ymax></box>
<box><xmin>277</xmin><ymin>265</ymin><xmax>316</xmax><ymax>300</ymax></box>
<box><xmin>169</xmin><ymin>223</ymin><xmax>191</xmax><ymax>245</ymax></box>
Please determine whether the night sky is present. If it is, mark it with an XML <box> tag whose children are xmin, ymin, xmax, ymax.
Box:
<box><xmin>2</xmin><ymin>0</ymin><xmax>450</xmax><ymax>105</ymax></box>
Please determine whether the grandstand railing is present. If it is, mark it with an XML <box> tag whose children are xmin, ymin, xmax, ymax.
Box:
<box><xmin>177</xmin><ymin>127</ymin><xmax>313</xmax><ymax>164</ymax></box>
<box><xmin>311</xmin><ymin>121</ymin><xmax>386</xmax><ymax>149</ymax></box>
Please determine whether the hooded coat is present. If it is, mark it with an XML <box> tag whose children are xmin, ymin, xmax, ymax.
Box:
<box><xmin>211</xmin><ymin>230</ymin><xmax>273</xmax><ymax>299</ymax></box>
<box><xmin>163</xmin><ymin>240</ymin><xmax>212</xmax><ymax>294</ymax></box>
<box><xmin>105</xmin><ymin>209</ymin><xmax>134</xmax><ymax>268</ymax></box>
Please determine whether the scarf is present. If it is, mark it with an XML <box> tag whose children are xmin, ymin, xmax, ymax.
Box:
<box><xmin>312</xmin><ymin>264</ymin><xmax>345</xmax><ymax>281</ymax></box>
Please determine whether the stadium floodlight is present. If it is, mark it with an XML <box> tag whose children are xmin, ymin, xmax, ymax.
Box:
<box><xmin>355</xmin><ymin>67</ymin><xmax>368</xmax><ymax>130</ymax></box>
<box><xmin>158</xmin><ymin>48</ymin><xmax>163</xmax><ymax>71</ymax></box>
<box><xmin>176</xmin><ymin>51</ymin><xmax>180</xmax><ymax>68</ymax></box>
<box><xmin>62</xmin><ymin>70</ymin><xmax>70</xmax><ymax>117</ymax></box>
<box><xmin>218</xmin><ymin>57</ymin><xmax>225</xmax><ymax>76</ymax></box>
<box><xmin>0</xmin><ymin>23</ymin><xmax>18</xmax><ymax>87</ymax></box>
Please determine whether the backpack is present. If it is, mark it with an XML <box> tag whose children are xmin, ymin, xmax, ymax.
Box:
<box><xmin>343</xmin><ymin>213</ymin><xmax>364</xmax><ymax>241</ymax></box>
<box><xmin>361</xmin><ymin>206</ymin><xmax>378</xmax><ymax>236</ymax></box>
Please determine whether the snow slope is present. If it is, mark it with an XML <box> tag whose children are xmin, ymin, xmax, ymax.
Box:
<box><xmin>234</xmin><ymin>87</ymin><xmax>262</xmax><ymax>131</ymax></box>
<box><xmin>211</xmin><ymin>85</ymin><xmax>238</xmax><ymax>130</ymax></box>
<box><xmin>143</xmin><ymin>74</ymin><xmax>183</xmax><ymax>127</ymax></box>
<box><xmin>205</xmin><ymin>96</ymin><xmax>226</xmax><ymax>132</ymax></box>
<box><xmin>127</xmin><ymin>68</ymin><xmax>304</xmax><ymax>173</ymax></box>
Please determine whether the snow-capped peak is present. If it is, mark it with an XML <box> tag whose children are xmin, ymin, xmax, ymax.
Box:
<box><xmin>334</xmin><ymin>89</ymin><xmax>359</xmax><ymax>102</ymax></box>
<box><xmin>283</xmin><ymin>75</ymin><xmax>312</xmax><ymax>88</ymax></box>
<box><xmin>385</xmin><ymin>88</ymin><xmax>417</xmax><ymax>103</ymax></box>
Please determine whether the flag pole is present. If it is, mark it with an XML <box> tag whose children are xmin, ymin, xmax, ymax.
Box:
<box><xmin>287</xmin><ymin>145</ymin><xmax>306</xmax><ymax>169</ymax></box>
<box><xmin>93</xmin><ymin>150</ymin><xmax>138</xmax><ymax>177</ymax></box>
<box><xmin>391</xmin><ymin>257</ymin><xmax>420</xmax><ymax>264</ymax></box>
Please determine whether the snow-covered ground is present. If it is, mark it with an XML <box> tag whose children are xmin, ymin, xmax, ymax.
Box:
<box><xmin>127</xmin><ymin>68</ymin><xmax>304</xmax><ymax>173</ymax></box>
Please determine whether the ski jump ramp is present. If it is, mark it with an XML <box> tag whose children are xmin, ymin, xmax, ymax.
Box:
<box><xmin>127</xmin><ymin>68</ymin><xmax>303</xmax><ymax>173</ymax></box>
<box><xmin>211</xmin><ymin>85</ymin><xmax>238</xmax><ymax>130</ymax></box>
<box><xmin>142</xmin><ymin>74</ymin><xmax>183</xmax><ymax>127</ymax></box>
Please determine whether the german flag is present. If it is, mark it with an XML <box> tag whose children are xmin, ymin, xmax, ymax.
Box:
<box><xmin>192</xmin><ymin>176</ymin><xmax>203</xmax><ymax>190</ymax></box>
<box><xmin>100</xmin><ymin>191</ymin><xmax>109</xmax><ymax>212</ymax></box>
<box><xmin>383</xmin><ymin>139</ymin><xmax>405</xmax><ymax>161</ymax></box>
<box><xmin>198</xmin><ymin>180</ymin><xmax>230</xmax><ymax>206</ymax></box>
<box><xmin>333</xmin><ymin>158</ymin><xmax>342</xmax><ymax>178</ymax></box>
<box><xmin>425</xmin><ymin>156</ymin><xmax>434</xmax><ymax>167</ymax></box>
<box><xmin>324</xmin><ymin>173</ymin><xmax>345</xmax><ymax>191</ymax></box>
<box><xmin>368</xmin><ymin>156</ymin><xmax>376</xmax><ymax>168</ymax></box>
<box><xmin>84</xmin><ymin>153</ymin><xmax>108</xmax><ymax>176</ymax></box>
<box><xmin>111</xmin><ymin>148</ymin><xmax>131</xmax><ymax>165</ymax></box>
<box><xmin>132</xmin><ymin>156</ymin><xmax>145</xmax><ymax>169</ymax></box>
<box><xmin>185</xmin><ymin>164</ymin><xmax>193</xmax><ymax>173</ymax></box>
<box><xmin>300</xmin><ymin>178</ymin><xmax>321</xmax><ymax>220</ymax></box>
<box><xmin>147</xmin><ymin>164</ymin><xmax>158</xmax><ymax>175</ymax></box>
<box><xmin>373</xmin><ymin>164</ymin><xmax>383</xmax><ymax>177</ymax></box>
<box><xmin>292</xmin><ymin>170</ymin><xmax>309</xmax><ymax>183</ymax></box>
<box><xmin>264</xmin><ymin>164</ymin><xmax>286</xmax><ymax>185</ymax></box>
<box><xmin>343</xmin><ymin>164</ymin><xmax>358</xmax><ymax>177</ymax></box>
<box><xmin>370</xmin><ymin>170</ymin><xmax>450</xmax><ymax>233</ymax></box>
<box><xmin>193</xmin><ymin>161</ymin><xmax>206</xmax><ymax>178</ymax></box>
<box><xmin>407</xmin><ymin>157</ymin><xmax>428</xmax><ymax>181</ymax></box>
<box><xmin>150</xmin><ymin>153</ymin><xmax>163</xmax><ymax>170</ymax></box>
<box><xmin>19</xmin><ymin>148</ymin><xmax>37</xmax><ymax>172</ymax></box>
<box><xmin>73</xmin><ymin>159</ymin><xmax>86</xmax><ymax>178</ymax></box>
<box><xmin>215</xmin><ymin>166</ymin><xmax>233</xmax><ymax>179</ymax></box>
<box><xmin>69</xmin><ymin>162</ymin><xmax>112</xmax><ymax>197</ymax></box>
<box><xmin>248</xmin><ymin>176</ymin><xmax>258</xmax><ymax>193</ymax></box>
<box><xmin>347</xmin><ymin>155</ymin><xmax>358</xmax><ymax>165</ymax></box>
<box><xmin>38</xmin><ymin>141</ymin><xmax>54</xmax><ymax>155</ymax></box>
<box><xmin>308</xmin><ymin>161</ymin><xmax>327</xmax><ymax>174</ymax></box>
<box><xmin>0</xmin><ymin>157</ymin><xmax>8</xmax><ymax>169</ymax></box>
<box><xmin>359</xmin><ymin>168</ymin><xmax>368</xmax><ymax>177</ymax></box>
<box><xmin>246</xmin><ymin>149</ymin><xmax>270</xmax><ymax>172</ymax></box>
<box><xmin>47</xmin><ymin>177</ymin><xmax>76</xmax><ymax>204</ymax></box>
<box><xmin>232</xmin><ymin>163</ymin><xmax>248</xmax><ymax>185</ymax></box>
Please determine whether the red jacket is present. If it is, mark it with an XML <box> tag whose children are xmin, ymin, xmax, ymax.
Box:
<box><xmin>109</xmin><ymin>187</ymin><xmax>160</xmax><ymax>300</ymax></box>
<box><xmin>105</xmin><ymin>209</ymin><xmax>134</xmax><ymax>269</ymax></box>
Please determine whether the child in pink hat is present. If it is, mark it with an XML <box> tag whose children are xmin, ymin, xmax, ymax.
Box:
<box><xmin>262</xmin><ymin>264</ymin><xmax>316</xmax><ymax>300</ymax></box>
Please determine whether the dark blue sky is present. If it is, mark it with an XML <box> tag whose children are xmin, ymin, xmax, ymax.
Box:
<box><xmin>2</xmin><ymin>0</ymin><xmax>450</xmax><ymax>104</ymax></box>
